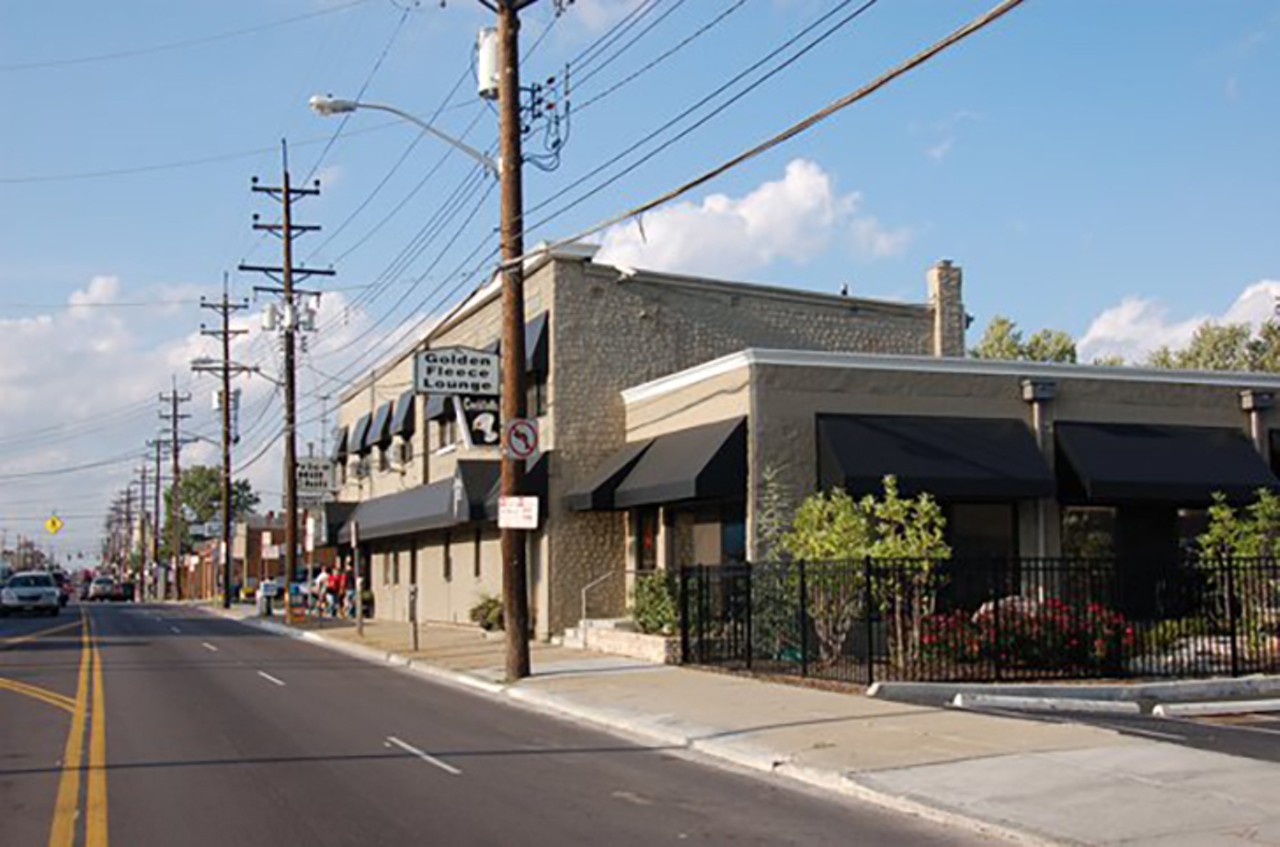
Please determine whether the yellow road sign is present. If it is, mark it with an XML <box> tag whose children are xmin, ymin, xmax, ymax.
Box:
<box><xmin>45</xmin><ymin>515</ymin><xmax>64</xmax><ymax>535</ymax></box>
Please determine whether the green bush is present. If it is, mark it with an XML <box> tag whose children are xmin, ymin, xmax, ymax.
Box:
<box><xmin>469</xmin><ymin>594</ymin><xmax>504</xmax><ymax>632</ymax></box>
<box><xmin>632</xmin><ymin>572</ymin><xmax>678</xmax><ymax>636</ymax></box>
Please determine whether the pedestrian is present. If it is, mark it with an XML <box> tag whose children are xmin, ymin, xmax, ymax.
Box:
<box><xmin>342</xmin><ymin>564</ymin><xmax>356</xmax><ymax>619</ymax></box>
<box><xmin>312</xmin><ymin>567</ymin><xmax>329</xmax><ymax>617</ymax></box>
<box><xmin>327</xmin><ymin>566</ymin><xmax>343</xmax><ymax>618</ymax></box>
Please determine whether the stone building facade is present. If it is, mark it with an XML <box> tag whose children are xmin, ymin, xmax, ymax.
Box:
<box><xmin>328</xmin><ymin>245</ymin><xmax>965</xmax><ymax>636</ymax></box>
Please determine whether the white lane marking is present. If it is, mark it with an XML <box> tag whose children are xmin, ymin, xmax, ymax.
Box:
<box><xmin>202</xmin><ymin>642</ymin><xmax>219</xmax><ymax>652</ymax></box>
<box><xmin>170</xmin><ymin>626</ymin><xmax>181</xmax><ymax>634</ymax></box>
<box><xmin>257</xmin><ymin>670</ymin><xmax>286</xmax><ymax>687</ymax></box>
<box><xmin>386</xmin><ymin>736</ymin><xmax>461</xmax><ymax>776</ymax></box>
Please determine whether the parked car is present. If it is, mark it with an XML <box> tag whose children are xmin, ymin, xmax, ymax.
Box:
<box><xmin>1</xmin><ymin>571</ymin><xmax>62</xmax><ymax>616</ymax></box>
<box><xmin>87</xmin><ymin>577</ymin><xmax>116</xmax><ymax>602</ymax></box>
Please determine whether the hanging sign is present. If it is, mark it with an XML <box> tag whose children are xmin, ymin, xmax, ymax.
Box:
<box><xmin>459</xmin><ymin>395</ymin><xmax>501</xmax><ymax>447</ymax></box>
<box><xmin>414</xmin><ymin>347</ymin><xmax>500</xmax><ymax>397</ymax></box>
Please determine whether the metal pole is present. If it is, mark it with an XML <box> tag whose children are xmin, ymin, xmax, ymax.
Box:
<box><xmin>865</xmin><ymin>556</ymin><xmax>875</xmax><ymax>687</ymax></box>
<box><xmin>1225</xmin><ymin>555</ymin><xmax>1240</xmax><ymax>677</ymax></box>
<box><xmin>798</xmin><ymin>561</ymin><xmax>809</xmax><ymax>678</ymax></box>
<box><xmin>496</xmin><ymin>0</ymin><xmax>532</xmax><ymax>681</ymax></box>
<box><xmin>410</xmin><ymin>584</ymin><xmax>420</xmax><ymax>652</ymax></box>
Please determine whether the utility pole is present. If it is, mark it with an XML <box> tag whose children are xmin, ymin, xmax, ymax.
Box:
<box><xmin>240</xmin><ymin>141</ymin><xmax>331</xmax><ymax>603</ymax></box>
<box><xmin>159</xmin><ymin>380</ymin><xmax>193</xmax><ymax>600</ymax></box>
<box><xmin>137</xmin><ymin>461</ymin><xmax>150</xmax><ymax>601</ymax></box>
<box><xmin>149</xmin><ymin>439</ymin><xmax>163</xmax><ymax>599</ymax></box>
<box><xmin>197</xmin><ymin>274</ymin><xmax>250</xmax><ymax>609</ymax></box>
<box><xmin>493</xmin><ymin>0</ymin><xmax>538</xmax><ymax>680</ymax></box>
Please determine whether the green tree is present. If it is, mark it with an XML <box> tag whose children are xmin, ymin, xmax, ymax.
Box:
<box><xmin>1146</xmin><ymin>320</ymin><xmax>1280</xmax><ymax>372</ymax></box>
<box><xmin>971</xmin><ymin>315</ymin><xmax>1077</xmax><ymax>363</ymax></box>
<box><xmin>160</xmin><ymin>466</ymin><xmax>260</xmax><ymax>558</ymax></box>
<box><xmin>1090</xmin><ymin>354</ymin><xmax>1126</xmax><ymax>367</ymax></box>
<box><xmin>779</xmin><ymin>477</ymin><xmax>950</xmax><ymax>668</ymax></box>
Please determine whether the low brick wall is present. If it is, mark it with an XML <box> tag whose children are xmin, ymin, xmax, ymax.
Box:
<box><xmin>582</xmin><ymin>627</ymin><xmax>679</xmax><ymax>664</ymax></box>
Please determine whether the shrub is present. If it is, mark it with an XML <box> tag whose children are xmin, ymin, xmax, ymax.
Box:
<box><xmin>469</xmin><ymin>594</ymin><xmax>504</xmax><ymax>632</ymax></box>
<box><xmin>632</xmin><ymin>572</ymin><xmax>678</xmax><ymax>636</ymax></box>
<box><xmin>920</xmin><ymin>598</ymin><xmax>1134</xmax><ymax>672</ymax></box>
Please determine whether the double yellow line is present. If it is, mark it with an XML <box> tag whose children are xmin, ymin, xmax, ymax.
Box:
<box><xmin>47</xmin><ymin>607</ymin><xmax>109</xmax><ymax>847</ymax></box>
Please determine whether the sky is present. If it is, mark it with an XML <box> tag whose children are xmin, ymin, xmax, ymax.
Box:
<box><xmin>0</xmin><ymin>0</ymin><xmax>1277</xmax><ymax>562</ymax></box>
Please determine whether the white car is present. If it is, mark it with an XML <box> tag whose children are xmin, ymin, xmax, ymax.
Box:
<box><xmin>1</xmin><ymin>571</ymin><xmax>61</xmax><ymax>617</ymax></box>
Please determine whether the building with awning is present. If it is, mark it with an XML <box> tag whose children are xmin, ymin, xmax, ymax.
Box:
<box><xmin>580</xmin><ymin>348</ymin><xmax>1280</xmax><ymax>592</ymax></box>
<box><xmin>326</xmin><ymin>247</ymin><xmax>965</xmax><ymax>635</ymax></box>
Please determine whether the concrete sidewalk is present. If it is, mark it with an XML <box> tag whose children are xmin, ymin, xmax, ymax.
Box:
<box><xmin>201</xmin><ymin>605</ymin><xmax>1280</xmax><ymax>846</ymax></box>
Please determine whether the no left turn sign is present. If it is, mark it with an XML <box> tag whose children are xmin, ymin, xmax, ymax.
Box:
<box><xmin>505</xmin><ymin>418</ymin><xmax>539</xmax><ymax>460</ymax></box>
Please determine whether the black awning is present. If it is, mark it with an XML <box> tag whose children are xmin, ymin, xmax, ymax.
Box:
<box><xmin>350</xmin><ymin>413</ymin><xmax>372</xmax><ymax>456</ymax></box>
<box><xmin>478</xmin><ymin>313</ymin><xmax>549</xmax><ymax>373</ymax></box>
<box><xmin>525</xmin><ymin>311</ymin><xmax>549</xmax><ymax>374</ymax></box>
<box><xmin>817</xmin><ymin>415</ymin><xmax>1055</xmax><ymax>500</ymax></box>
<box><xmin>566</xmin><ymin>441</ymin><xmax>653</xmax><ymax>511</ymax></box>
<box><xmin>390</xmin><ymin>390</ymin><xmax>416</xmax><ymax>439</ymax></box>
<box><xmin>612</xmin><ymin>417</ymin><xmax>746</xmax><ymax>509</ymax></box>
<box><xmin>337</xmin><ymin>478</ymin><xmax>458</xmax><ymax>544</ymax></box>
<box><xmin>321</xmin><ymin>502</ymin><xmax>357</xmax><ymax>547</ymax></box>
<box><xmin>369</xmin><ymin>402</ymin><xmax>394</xmax><ymax>449</ymax></box>
<box><xmin>424</xmin><ymin>394</ymin><xmax>452</xmax><ymax>421</ymax></box>
<box><xmin>1056</xmin><ymin>422</ymin><xmax>1277</xmax><ymax>503</ymax></box>
<box><xmin>336</xmin><ymin>460</ymin><xmax>503</xmax><ymax>544</ymax></box>
<box><xmin>330</xmin><ymin>426</ymin><xmax>349</xmax><ymax>463</ymax></box>
<box><xmin>479</xmin><ymin>454</ymin><xmax>549</xmax><ymax>520</ymax></box>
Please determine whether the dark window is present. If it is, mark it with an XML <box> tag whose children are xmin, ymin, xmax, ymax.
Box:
<box><xmin>392</xmin><ymin>550</ymin><xmax>400</xmax><ymax>585</ymax></box>
<box><xmin>526</xmin><ymin>372</ymin><xmax>548</xmax><ymax>417</ymax></box>
<box><xmin>1061</xmin><ymin>507</ymin><xmax>1117</xmax><ymax>558</ymax></box>
<box><xmin>634</xmin><ymin>507</ymin><xmax>659</xmax><ymax>571</ymax></box>
<box><xmin>474</xmin><ymin>528</ymin><xmax>482</xmax><ymax>578</ymax></box>
<box><xmin>948</xmin><ymin>504</ymin><xmax>1018</xmax><ymax>559</ymax></box>
<box><xmin>720</xmin><ymin>502</ymin><xmax>747</xmax><ymax>564</ymax></box>
<box><xmin>409</xmin><ymin>546</ymin><xmax>418</xmax><ymax>585</ymax></box>
<box><xmin>443</xmin><ymin>533</ymin><xmax>452</xmax><ymax>582</ymax></box>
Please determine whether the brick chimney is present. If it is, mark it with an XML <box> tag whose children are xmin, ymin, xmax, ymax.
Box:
<box><xmin>927</xmin><ymin>259</ymin><xmax>965</xmax><ymax>357</ymax></box>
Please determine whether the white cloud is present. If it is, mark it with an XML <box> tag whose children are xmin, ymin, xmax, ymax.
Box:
<box><xmin>594</xmin><ymin>159</ymin><xmax>908</xmax><ymax>278</ymax></box>
<box><xmin>0</xmin><ymin>277</ymin><xmax>382</xmax><ymax>561</ymax></box>
<box><xmin>1078</xmin><ymin>279</ymin><xmax>1280</xmax><ymax>363</ymax></box>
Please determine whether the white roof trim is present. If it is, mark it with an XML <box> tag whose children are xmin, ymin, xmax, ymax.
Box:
<box><xmin>622</xmin><ymin>348</ymin><xmax>1280</xmax><ymax>406</ymax></box>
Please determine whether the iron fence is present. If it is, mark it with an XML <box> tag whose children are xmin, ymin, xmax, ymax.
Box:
<box><xmin>678</xmin><ymin>557</ymin><xmax>1280</xmax><ymax>684</ymax></box>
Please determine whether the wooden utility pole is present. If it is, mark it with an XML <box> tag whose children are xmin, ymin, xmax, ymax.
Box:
<box><xmin>198</xmin><ymin>275</ymin><xmax>250</xmax><ymax>608</ymax></box>
<box><xmin>159</xmin><ymin>379</ymin><xmax>192</xmax><ymax>600</ymax></box>
<box><xmin>240</xmin><ymin>142</ymin><xmax>332</xmax><ymax>601</ymax></box>
<box><xmin>137</xmin><ymin>462</ymin><xmax>149</xmax><ymax>596</ymax></box>
<box><xmin>494</xmin><ymin>0</ymin><xmax>537</xmax><ymax>680</ymax></box>
<box><xmin>147</xmin><ymin>438</ymin><xmax>164</xmax><ymax>599</ymax></box>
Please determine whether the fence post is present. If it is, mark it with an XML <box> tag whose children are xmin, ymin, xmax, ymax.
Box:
<box><xmin>744</xmin><ymin>566</ymin><xmax>754</xmax><ymax>671</ymax></box>
<box><xmin>699</xmin><ymin>566</ymin><xmax>709</xmax><ymax>665</ymax></box>
<box><xmin>864</xmin><ymin>556</ymin><xmax>875</xmax><ymax>687</ymax></box>
<box><xmin>1225</xmin><ymin>555</ymin><xmax>1240</xmax><ymax>678</ymax></box>
<box><xmin>679</xmin><ymin>566</ymin><xmax>690</xmax><ymax>664</ymax></box>
<box><xmin>798</xmin><ymin>561</ymin><xmax>809</xmax><ymax>678</ymax></box>
<box><xmin>993</xmin><ymin>556</ymin><xmax>1003</xmax><ymax>682</ymax></box>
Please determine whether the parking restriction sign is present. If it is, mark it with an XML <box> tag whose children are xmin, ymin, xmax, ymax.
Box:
<box><xmin>504</xmin><ymin>418</ymin><xmax>538</xmax><ymax>460</ymax></box>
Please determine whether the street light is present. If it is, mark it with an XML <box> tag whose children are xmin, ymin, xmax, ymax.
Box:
<box><xmin>308</xmin><ymin>95</ymin><xmax>500</xmax><ymax>177</ymax></box>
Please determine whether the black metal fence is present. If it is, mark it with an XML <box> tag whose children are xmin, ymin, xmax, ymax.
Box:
<box><xmin>679</xmin><ymin>557</ymin><xmax>1280</xmax><ymax>684</ymax></box>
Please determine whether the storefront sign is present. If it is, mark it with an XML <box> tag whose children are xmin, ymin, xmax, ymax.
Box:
<box><xmin>459</xmin><ymin>395</ymin><xmax>501</xmax><ymax>447</ymax></box>
<box><xmin>414</xmin><ymin>347</ymin><xmax>500</xmax><ymax>397</ymax></box>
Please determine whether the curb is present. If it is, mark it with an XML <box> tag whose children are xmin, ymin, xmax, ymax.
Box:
<box><xmin>953</xmin><ymin>692</ymin><xmax>1143</xmax><ymax>715</ymax></box>
<box><xmin>195</xmin><ymin>606</ymin><xmax>1056</xmax><ymax>845</ymax></box>
<box><xmin>870</xmin><ymin>675</ymin><xmax>1280</xmax><ymax>707</ymax></box>
<box><xmin>1153</xmin><ymin>698</ymin><xmax>1280</xmax><ymax>718</ymax></box>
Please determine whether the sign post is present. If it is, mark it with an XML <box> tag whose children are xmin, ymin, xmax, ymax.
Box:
<box><xmin>351</xmin><ymin>521</ymin><xmax>364</xmax><ymax>638</ymax></box>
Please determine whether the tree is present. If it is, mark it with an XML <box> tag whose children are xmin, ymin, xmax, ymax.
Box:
<box><xmin>160</xmin><ymin>465</ymin><xmax>260</xmax><ymax>558</ymax></box>
<box><xmin>971</xmin><ymin>315</ymin><xmax>1077</xmax><ymax>363</ymax></box>
<box><xmin>779</xmin><ymin>477</ymin><xmax>950</xmax><ymax>668</ymax></box>
<box><xmin>1148</xmin><ymin>322</ymin><xmax>1253</xmax><ymax>371</ymax></box>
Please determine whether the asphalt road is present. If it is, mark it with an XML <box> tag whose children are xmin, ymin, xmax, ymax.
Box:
<box><xmin>1</xmin><ymin>603</ymin><xmax>986</xmax><ymax>846</ymax></box>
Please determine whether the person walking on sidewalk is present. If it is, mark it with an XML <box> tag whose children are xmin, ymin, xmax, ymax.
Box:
<box><xmin>312</xmin><ymin>566</ymin><xmax>329</xmax><ymax>617</ymax></box>
<box><xmin>341</xmin><ymin>564</ymin><xmax>356</xmax><ymax>619</ymax></box>
<box><xmin>327</xmin><ymin>566</ymin><xmax>344</xmax><ymax>618</ymax></box>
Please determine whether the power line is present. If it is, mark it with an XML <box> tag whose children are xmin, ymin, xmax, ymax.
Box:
<box><xmin>535</xmin><ymin>0</ymin><xmax>1031</xmax><ymax>260</ymax></box>
<box><xmin>0</xmin><ymin>0</ymin><xmax>374</xmax><ymax>72</ymax></box>
<box><xmin>569</xmin><ymin>0</ymin><xmax>689</xmax><ymax>92</ymax></box>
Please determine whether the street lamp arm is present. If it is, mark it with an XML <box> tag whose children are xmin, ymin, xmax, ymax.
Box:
<box><xmin>308</xmin><ymin>95</ymin><xmax>500</xmax><ymax>177</ymax></box>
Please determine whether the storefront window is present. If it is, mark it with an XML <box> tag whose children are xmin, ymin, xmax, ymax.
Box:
<box><xmin>634</xmin><ymin>507</ymin><xmax>659</xmax><ymax>572</ymax></box>
<box><xmin>721</xmin><ymin>503</ymin><xmax>746</xmax><ymax>564</ymax></box>
<box><xmin>1061</xmin><ymin>507</ymin><xmax>1116</xmax><ymax>559</ymax></box>
<box><xmin>948</xmin><ymin>504</ymin><xmax>1016</xmax><ymax>559</ymax></box>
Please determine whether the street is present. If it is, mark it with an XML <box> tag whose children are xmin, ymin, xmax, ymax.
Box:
<box><xmin>1</xmin><ymin>603</ymin><xmax>984</xmax><ymax>846</ymax></box>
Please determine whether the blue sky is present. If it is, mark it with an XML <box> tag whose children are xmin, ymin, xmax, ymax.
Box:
<box><xmin>1</xmin><ymin>0</ymin><xmax>1277</xmax><ymax>559</ymax></box>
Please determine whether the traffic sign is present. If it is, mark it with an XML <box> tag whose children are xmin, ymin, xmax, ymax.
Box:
<box><xmin>45</xmin><ymin>515</ymin><xmax>64</xmax><ymax>535</ymax></box>
<box><xmin>498</xmin><ymin>496</ymin><xmax>539</xmax><ymax>530</ymax></box>
<box><xmin>504</xmin><ymin>418</ymin><xmax>538</xmax><ymax>460</ymax></box>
